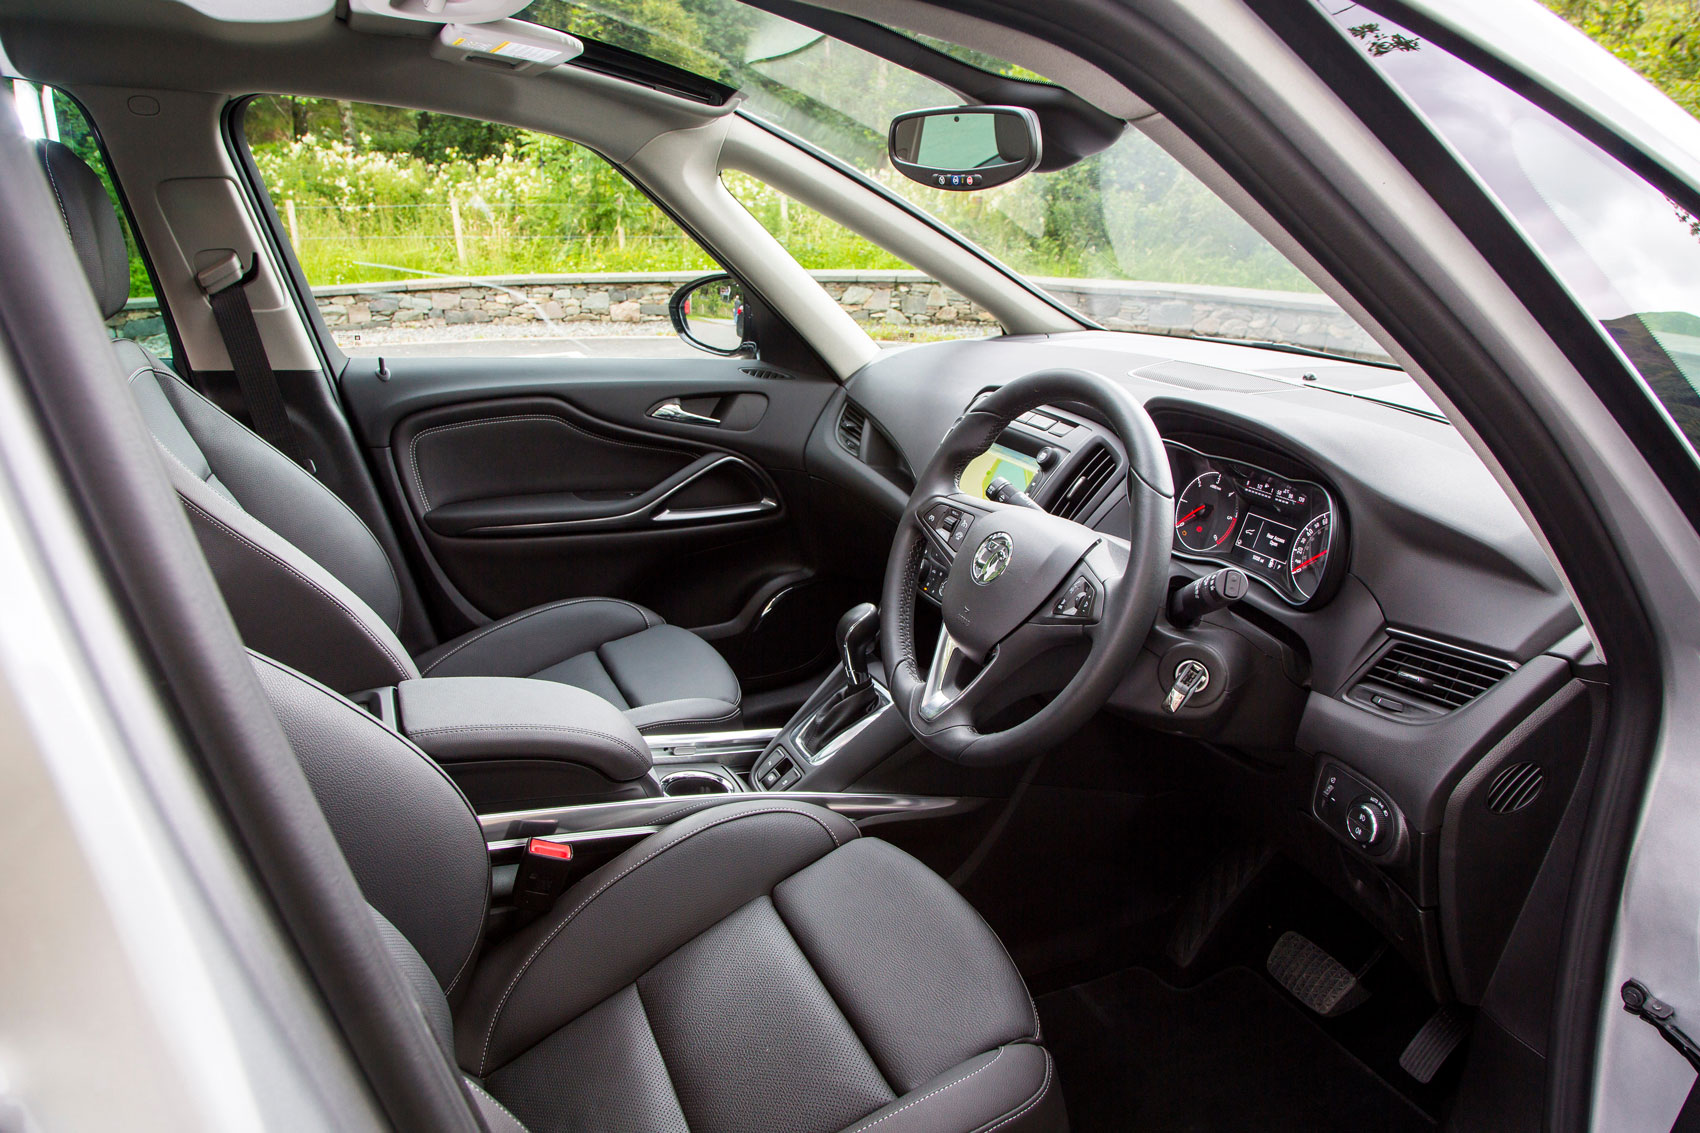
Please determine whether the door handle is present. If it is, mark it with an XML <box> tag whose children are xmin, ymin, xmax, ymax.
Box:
<box><xmin>651</xmin><ymin>399</ymin><xmax>721</xmax><ymax>426</ymax></box>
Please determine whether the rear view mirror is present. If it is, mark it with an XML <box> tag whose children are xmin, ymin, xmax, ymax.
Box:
<box><xmin>888</xmin><ymin>106</ymin><xmax>1042</xmax><ymax>191</ymax></box>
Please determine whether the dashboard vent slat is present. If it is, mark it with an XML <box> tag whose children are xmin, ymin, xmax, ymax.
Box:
<box><xmin>1052</xmin><ymin>443</ymin><xmax>1118</xmax><ymax>522</ymax></box>
<box><xmin>1363</xmin><ymin>637</ymin><xmax>1514</xmax><ymax>711</ymax></box>
<box><xmin>836</xmin><ymin>402</ymin><xmax>866</xmax><ymax>456</ymax></box>
<box><xmin>741</xmin><ymin>365</ymin><xmax>793</xmax><ymax>380</ymax></box>
<box><xmin>1485</xmin><ymin>762</ymin><xmax>1544</xmax><ymax>814</ymax></box>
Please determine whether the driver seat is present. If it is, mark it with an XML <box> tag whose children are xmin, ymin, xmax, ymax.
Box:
<box><xmin>254</xmin><ymin>650</ymin><xmax>1065</xmax><ymax>1133</ymax></box>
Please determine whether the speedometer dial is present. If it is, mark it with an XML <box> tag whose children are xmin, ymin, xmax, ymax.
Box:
<box><xmin>1289</xmin><ymin>513</ymin><xmax>1332</xmax><ymax>599</ymax></box>
<box><xmin>1175</xmin><ymin>472</ymin><xmax>1242</xmax><ymax>553</ymax></box>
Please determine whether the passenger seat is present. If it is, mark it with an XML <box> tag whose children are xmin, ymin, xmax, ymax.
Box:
<box><xmin>35</xmin><ymin>140</ymin><xmax>741</xmax><ymax>732</ymax></box>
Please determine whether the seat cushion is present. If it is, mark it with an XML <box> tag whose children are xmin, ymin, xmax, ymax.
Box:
<box><xmin>415</xmin><ymin>598</ymin><xmax>741</xmax><ymax>732</ymax></box>
<box><xmin>456</xmin><ymin>800</ymin><xmax>1062</xmax><ymax>1133</ymax></box>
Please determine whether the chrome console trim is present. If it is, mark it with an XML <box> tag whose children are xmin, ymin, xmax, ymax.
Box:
<box><xmin>794</xmin><ymin>681</ymin><xmax>892</xmax><ymax>766</ymax></box>
<box><xmin>646</xmin><ymin>727</ymin><xmax>780</xmax><ymax>764</ymax></box>
<box><xmin>482</xmin><ymin>791</ymin><xmax>974</xmax><ymax>849</ymax></box>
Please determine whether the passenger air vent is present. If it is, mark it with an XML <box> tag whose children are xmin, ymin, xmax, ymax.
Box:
<box><xmin>741</xmin><ymin>365</ymin><xmax>793</xmax><ymax>380</ymax></box>
<box><xmin>1051</xmin><ymin>443</ymin><xmax>1119</xmax><ymax>522</ymax></box>
<box><xmin>837</xmin><ymin>402</ymin><xmax>867</xmax><ymax>456</ymax></box>
<box><xmin>1485</xmin><ymin>762</ymin><xmax>1544</xmax><ymax>814</ymax></box>
<box><xmin>1363</xmin><ymin>636</ymin><xmax>1515</xmax><ymax>712</ymax></box>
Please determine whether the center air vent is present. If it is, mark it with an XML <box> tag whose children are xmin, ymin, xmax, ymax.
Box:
<box><xmin>1362</xmin><ymin>635</ymin><xmax>1515</xmax><ymax>712</ymax></box>
<box><xmin>1051</xmin><ymin>443</ymin><xmax>1118</xmax><ymax>522</ymax></box>
<box><xmin>1485</xmin><ymin>762</ymin><xmax>1544</xmax><ymax>814</ymax></box>
<box><xmin>836</xmin><ymin>402</ymin><xmax>867</xmax><ymax>456</ymax></box>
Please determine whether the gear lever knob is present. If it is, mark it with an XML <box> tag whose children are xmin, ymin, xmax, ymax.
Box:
<box><xmin>837</xmin><ymin>603</ymin><xmax>878</xmax><ymax>690</ymax></box>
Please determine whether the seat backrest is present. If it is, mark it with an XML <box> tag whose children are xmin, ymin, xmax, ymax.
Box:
<box><xmin>35</xmin><ymin>140</ymin><xmax>419</xmax><ymax>693</ymax></box>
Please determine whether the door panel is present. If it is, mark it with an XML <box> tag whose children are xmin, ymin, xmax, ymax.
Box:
<box><xmin>341</xmin><ymin>354</ymin><xmax>860</xmax><ymax>688</ymax></box>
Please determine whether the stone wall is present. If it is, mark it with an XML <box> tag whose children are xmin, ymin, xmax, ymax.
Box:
<box><xmin>106</xmin><ymin>269</ymin><xmax>1383</xmax><ymax>359</ymax></box>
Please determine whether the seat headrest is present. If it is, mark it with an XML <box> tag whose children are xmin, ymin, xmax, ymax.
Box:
<box><xmin>35</xmin><ymin>140</ymin><xmax>131</xmax><ymax>319</ymax></box>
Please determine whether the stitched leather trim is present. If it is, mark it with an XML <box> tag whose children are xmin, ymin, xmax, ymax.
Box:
<box><xmin>478</xmin><ymin>804</ymin><xmax>845</xmax><ymax>1075</ymax></box>
<box><xmin>462</xmin><ymin>1077</ymin><xmax>527</xmax><ymax>1130</ymax></box>
<box><xmin>161</xmin><ymin>369</ymin><xmax>405</xmax><ymax>624</ymax></box>
<box><xmin>407</xmin><ymin>413</ymin><xmax>677</xmax><ymax>512</ymax></box>
<box><xmin>183</xmin><ymin>498</ymin><xmax>416</xmax><ymax>685</ymax></box>
<box><xmin>251</xmin><ymin>653</ymin><xmax>488</xmax><ymax>995</ymax></box>
<box><xmin>420</xmin><ymin>597</ymin><xmax>655</xmax><ymax>676</ymax></box>
<box><xmin>406</xmin><ymin>722</ymin><xmax>649</xmax><ymax>768</ymax></box>
<box><xmin>631</xmin><ymin>700</ymin><xmax>742</xmax><ymax>732</ymax></box>
<box><xmin>846</xmin><ymin>1049</ymin><xmax>1005</xmax><ymax>1133</ymax></box>
<box><xmin>973</xmin><ymin>1049</ymin><xmax>1053</xmax><ymax>1133</ymax></box>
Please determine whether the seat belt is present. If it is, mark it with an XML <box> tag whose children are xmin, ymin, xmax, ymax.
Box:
<box><xmin>195</xmin><ymin>252</ymin><xmax>311</xmax><ymax>471</ymax></box>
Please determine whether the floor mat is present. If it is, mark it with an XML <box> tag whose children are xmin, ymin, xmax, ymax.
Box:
<box><xmin>1036</xmin><ymin>966</ymin><xmax>1435</xmax><ymax>1132</ymax></box>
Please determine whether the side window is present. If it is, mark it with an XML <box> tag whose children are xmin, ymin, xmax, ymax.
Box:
<box><xmin>239</xmin><ymin>97</ymin><xmax>721</xmax><ymax>359</ymax></box>
<box><xmin>6</xmin><ymin>82</ymin><xmax>166</xmax><ymax>356</ymax></box>
<box><xmin>721</xmin><ymin>170</ymin><xmax>1001</xmax><ymax>344</ymax></box>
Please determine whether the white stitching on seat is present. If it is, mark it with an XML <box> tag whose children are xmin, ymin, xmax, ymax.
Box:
<box><xmin>846</xmin><ymin>1048</ymin><xmax>1005</xmax><ymax>1132</ymax></box>
<box><xmin>161</xmin><ymin>370</ymin><xmax>406</xmax><ymax>623</ymax></box>
<box><xmin>974</xmin><ymin>1049</ymin><xmax>1053</xmax><ymax>1133</ymax></box>
<box><xmin>406</xmin><ymin>413</ymin><xmax>673</xmax><ymax>512</ymax></box>
<box><xmin>250</xmin><ymin>652</ymin><xmax>488</xmax><ymax>994</ymax></box>
<box><xmin>419</xmin><ymin>597</ymin><xmax>653</xmax><ymax>676</ymax></box>
<box><xmin>477</xmin><ymin>804</ymin><xmax>844</xmax><ymax>1075</ymax></box>
<box><xmin>182</xmin><ymin>498</ymin><xmax>415</xmax><ymax>684</ymax></box>
<box><xmin>462</xmin><ymin>1077</ymin><xmax>527</xmax><ymax>1130</ymax></box>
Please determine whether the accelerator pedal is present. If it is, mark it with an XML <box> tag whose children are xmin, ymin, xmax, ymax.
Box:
<box><xmin>1399</xmin><ymin>1005</ymin><xmax>1470</xmax><ymax>1083</ymax></box>
<box><xmin>1266</xmin><ymin>931</ymin><xmax>1369</xmax><ymax>1017</ymax></box>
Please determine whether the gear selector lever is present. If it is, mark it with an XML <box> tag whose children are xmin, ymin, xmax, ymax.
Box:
<box><xmin>837</xmin><ymin>602</ymin><xmax>878</xmax><ymax>690</ymax></box>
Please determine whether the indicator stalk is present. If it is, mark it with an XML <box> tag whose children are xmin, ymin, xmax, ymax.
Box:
<box><xmin>1169</xmin><ymin>567</ymin><xmax>1249</xmax><ymax>628</ymax></box>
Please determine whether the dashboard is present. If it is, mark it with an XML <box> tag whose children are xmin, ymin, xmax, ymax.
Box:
<box><xmin>816</xmin><ymin>328</ymin><xmax>1595</xmax><ymax>1008</ymax></box>
<box><xmin>1166</xmin><ymin>442</ymin><xmax>1341</xmax><ymax>607</ymax></box>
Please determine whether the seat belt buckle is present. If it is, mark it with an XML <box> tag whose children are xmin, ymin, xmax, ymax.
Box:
<box><xmin>515</xmin><ymin>838</ymin><xmax>577</xmax><ymax>914</ymax></box>
<box><xmin>195</xmin><ymin>252</ymin><xmax>247</xmax><ymax>296</ymax></box>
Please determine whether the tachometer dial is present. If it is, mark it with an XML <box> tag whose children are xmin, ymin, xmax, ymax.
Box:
<box><xmin>1175</xmin><ymin>472</ymin><xmax>1242</xmax><ymax>553</ymax></box>
<box><xmin>1289</xmin><ymin>513</ymin><xmax>1332</xmax><ymax>599</ymax></box>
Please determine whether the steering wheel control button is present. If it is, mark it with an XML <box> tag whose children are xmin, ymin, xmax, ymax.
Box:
<box><xmin>1163</xmin><ymin>658</ymin><xmax>1210</xmax><ymax>713</ymax></box>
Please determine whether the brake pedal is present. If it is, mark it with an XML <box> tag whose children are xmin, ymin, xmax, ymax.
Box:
<box><xmin>1266</xmin><ymin>931</ymin><xmax>1368</xmax><ymax>1017</ymax></box>
<box><xmin>1399</xmin><ymin>1005</ymin><xmax>1470</xmax><ymax>1083</ymax></box>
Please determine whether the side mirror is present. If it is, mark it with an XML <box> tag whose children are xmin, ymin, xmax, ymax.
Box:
<box><xmin>669</xmin><ymin>274</ymin><xmax>753</xmax><ymax>357</ymax></box>
<box><xmin>888</xmin><ymin>106</ymin><xmax>1042</xmax><ymax>191</ymax></box>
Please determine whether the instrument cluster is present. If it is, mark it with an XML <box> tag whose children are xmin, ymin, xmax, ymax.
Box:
<box><xmin>1166</xmin><ymin>442</ymin><xmax>1343</xmax><ymax>607</ymax></box>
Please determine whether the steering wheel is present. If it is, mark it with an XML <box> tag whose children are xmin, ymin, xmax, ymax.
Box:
<box><xmin>879</xmin><ymin>369</ymin><xmax>1174</xmax><ymax>765</ymax></box>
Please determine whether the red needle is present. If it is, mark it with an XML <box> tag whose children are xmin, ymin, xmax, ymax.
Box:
<box><xmin>1214</xmin><ymin>516</ymin><xmax>1237</xmax><ymax>546</ymax></box>
<box><xmin>1292</xmin><ymin>550</ymin><xmax>1328</xmax><ymax>573</ymax></box>
<box><xmin>1176</xmin><ymin>504</ymin><xmax>1206</xmax><ymax>527</ymax></box>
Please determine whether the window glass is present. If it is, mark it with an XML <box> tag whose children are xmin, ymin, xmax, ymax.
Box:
<box><xmin>519</xmin><ymin>0</ymin><xmax>1388</xmax><ymax>363</ymax></box>
<box><xmin>241</xmin><ymin>97</ymin><xmax>720</xmax><ymax>359</ymax></box>
<box><xmin>6</xmin><ymin>81</ymin><xmax>166</xmax><ymax>355</ymax></box>
<box><xmin>1324</xmin><ymin>7</ymin><xmax>1700</xmax><ymax>456</ymax></box>
<box><xmin>721</xmin><ymin>171</ymin><xmax>999</xmax><ymax>343</ymax></box>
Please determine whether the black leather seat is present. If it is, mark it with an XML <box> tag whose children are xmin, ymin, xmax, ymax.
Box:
<box><xmin>255</xmin><ymin>651</ymin><xmax>1064</xmax><ymax>1133</ymax></box>
<box><xmin>37</xmin><ymin>139</ymin><xmax>741</xmax><ymax>732</ymax></box>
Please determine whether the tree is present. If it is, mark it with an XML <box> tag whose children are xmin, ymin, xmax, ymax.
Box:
<box><xmin>1545</xmin><ymin>0</ymin><xmax>1700</xmax><ymax>115</ymax></box>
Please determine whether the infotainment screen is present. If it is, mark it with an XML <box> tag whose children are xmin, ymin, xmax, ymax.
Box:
<box><xmin>960</xmin><ymin>444</ymin><xmax>1040</xmax><ymax>499</ymax></box>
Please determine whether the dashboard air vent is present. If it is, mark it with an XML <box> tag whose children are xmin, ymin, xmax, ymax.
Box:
<box><xmin>1051</xmin><ymin>443</ymin><xmax>1118</xmax><ymax>522</ymax></box>
<box><xmin>837</xmin><ymin>402</ymin><xmax>867</xmax><ymax>456</ymax></box>
<box><xmin>741</xmin><ymin>365</ymin><xmax>793</xmax><ymax>380</ymax></box>
<box><xmin>1364</xmin><ymin>637</ymin><xmax>1514</xmax><ymax>711</ymax></box>
<box><xmin>1485</xmin><ymin>762</ymin><xmax>1544</xmax><ymax>814</ymax></box>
